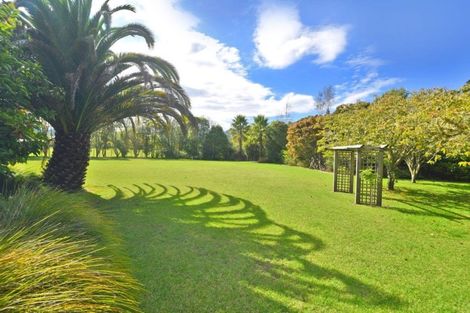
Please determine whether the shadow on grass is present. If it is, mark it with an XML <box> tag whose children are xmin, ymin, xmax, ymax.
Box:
<box><xmin>89</xmin><ymin>183</ymin><xmax>403</xmax><ymax>312</ymax></box>
<box><xmin>418</xmin><ymin>181</ymin><xmax>470</xmax><ymax>192</ymax></box>
<box><xmin>383</xmin><ymin>184</ymin><xmax>470</xmax><ymax>222</ymax></box>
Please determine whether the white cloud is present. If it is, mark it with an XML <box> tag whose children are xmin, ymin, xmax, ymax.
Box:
<box><xmin>97</xmin><ymin>0</ymin><xmax>315</xmax><ymax>128</ymax></box>
<box><xmin>253</xmin><ymin>4</ymin><xmax>348</xmax><ymax>69</ymax></box>
<box><xmin>335</xmin><ymin>51</ymin><xmax>401</xmax><ymax>105</ymax></box>
<box><xmin>336</xmin><ymin>77</ymin><xmax>401</xmax><ymax>104</ymax></box>
<box><xmin>346</xmin><ymin>54</ymin><xmax>384</xmax><ymax>68</ymax></box>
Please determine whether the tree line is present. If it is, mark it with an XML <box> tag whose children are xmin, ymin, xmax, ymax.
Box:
<box><xmin>83</xmin><ymin>114</ymin><xmax>289</xmax><ymax>164</ymax></box>
<box><xmin>286</xmin><ymin>86</ymin><xmax>470</xmax><ymax>189</ymax></box>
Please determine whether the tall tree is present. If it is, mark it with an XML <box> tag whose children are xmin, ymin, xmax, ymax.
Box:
<box><xmin>17</xmin><ymin>0</ymin><xmax>194</xmax><ymax>190</ymax></box>
<box><xmin>159</xmin><ymin>119</ymin><xmax>183</xmax><ymax>159</ymax></box>
<box><xmin>181</xmin><ymin>117</ymin><xmax>209</xmax><ymax>159</ymax></box>
<box><xmin>229</xmin><ymin>115</ymin><xmax>249</xmax><ymax>160</ymax></box>
<box><xmin>401</xmin><ymin>89</ymin><xmax>445</xmax><ymax>183</ymax></box>
<box><xmin>202</xmin><ymin>126</ymin><xmax>232</xmax><ymax>160</ymax></box>
<box><xmin>287</xmin><ymin>116</ymin><xmax>326</xmax><ymax>169</ymax></box>
<box><xmin>322</xmin><ymin>90</ymin><xmax>409</xmax><ymax>190</ymax></box>
<box><xmin>366</xmin><ymin>89</ymin><xmax>409</xmax><ymax>189</ymax></box>
<box><xmin>266</xmin><ymin>121</ymin><xmax>288</xmax><ymax>164</ymax></box>
<box><xmin>251</xmin><ymin>115</ymin><xmax>269</xmax><ymax>161</ymax></box>
<box><xmin>316</xmin><ymin>86</ymin><xmax>335</xmax><ymax>114</ymax></box>
<box><xmin>431</xmin><ymin>85</ymin><xmax>470</xmax><ymax>165</ymax></box>
<box><xmin>128</xmin><ymin>117</ymin><xmax>142</xmax><ymax>158</ymax></box>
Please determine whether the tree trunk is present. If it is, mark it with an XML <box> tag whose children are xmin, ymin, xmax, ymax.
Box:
<box><xmin>405</xmin><ymin>156</ymin><xmax>421</xmax><ymax>184</ymax></box>
<box><xmin>386</xmin><ymin>164</ymin><xmax>396</xmax><ymax>190</ymax></box>
<box><xmin>258</xmin><ymin>137</ymin><xmax>264</xmax><ymax>161</ymax></box>
<box><xmin>43</xmin><ymin>131</ymin><xmax>91</xmax><ymax>191</ymax></box>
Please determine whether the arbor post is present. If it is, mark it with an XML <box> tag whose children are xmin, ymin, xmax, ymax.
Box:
<box><xmin>349</xmin><ymin>151</ymin><xmax>354</xmax><ymax>193</ymax></box>
<box><xmin>355</xmin><ymin>150</ymin><xmax>361</xmax><ymax>205</ymax></box>
<box><xmin>333</xmin><ymin>150</ymin><xmax>338</xmax><ymax>192</ymax></box>
<box><xmin>377</xmin><ymin>150</ymin><xmax>384</xmax><ymax>206</ymax></box>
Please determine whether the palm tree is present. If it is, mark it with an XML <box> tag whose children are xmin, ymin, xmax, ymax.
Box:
<box><xmin>229</xmin><ymin>115</ymin><xmax>249</xmax><ymax>160</ymax></box>
<box><xmin>252</xmin><ymin>115</ymin><xmax>269</xmax><ymax>161</ymax></box>
<box><xmin>18</xmin><ymin>0</ymin><xmax>194</xmax><ymax>190</ymax></box>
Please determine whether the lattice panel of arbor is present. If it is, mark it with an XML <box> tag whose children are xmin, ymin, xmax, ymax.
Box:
<box><xmin>357</xmin><ymin>151</ymin><xmax>381</xmax><ymax>206</ymax></box>
<box><xmin>333</xmin><ymin>150</ymin><xmax>354</xmax><ymax>193</ymax></box>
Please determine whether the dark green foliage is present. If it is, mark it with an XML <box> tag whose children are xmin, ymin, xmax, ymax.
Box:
<box><xmin>116</xmin><ymin>139</ymin><xmax>129</xmax><ymax>158</ymax></box>
<box><xmin>0</xmin><ymin>3</ymin><xmax>38</xmax><ymax>103</ymax></box>
<box><xmin>141</xmin><ymin>123</ymin><xmax>154</xmax><ymax>158</ymax></box>
<box><xmin>409</xmin><ymin>156</ymin><xmax>470</xmax><ymax>182</ymax></box>
<box><xmin>180</xmin><ymin>117</ymin><xmax>210</xmax><ymax>159</ymax></box>
<box><xmin>0</xmin><ymin>3</ymin><xmax>46</xmax><ymax>183</ymax></box>
<box><xmin>245</xmin><ymin>142</ymin><xmax>260</xmax><ymax>161</ymax></box>
<box><xmin>0</xmin><ymin>110</ymin><xmax>45</xmax><ymax>172</ymax></box>
<box><xmin>266</xmin><ymin>121</ymin><xmax>288</xmax><ymax>163</ymax></box>
<box><xmin>159</xmin><ymin>121</ymin><xmax>183</xmax><ymax>159</ymax></box>
<box><xmin>0</xmin><ymin>172</ymin><xmax>42</xmax><ymax>196</ymax></box>
<box><xmin>182</xmin><ymin>134</ymin><xmax>200</xmax><ymax>159</ymax></box>
<box><xmin>202</xmin><ymin>126</ymin><xmax>232</xmax><ymax>160</ymax></box>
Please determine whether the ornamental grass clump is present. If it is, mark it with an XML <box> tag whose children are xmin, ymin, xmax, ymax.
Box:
<box><xmin>0</xmin><ymin>187</ymin><xmax>141</xmax><ymax>312</ymax></box>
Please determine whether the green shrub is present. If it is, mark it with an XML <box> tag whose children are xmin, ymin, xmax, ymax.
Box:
<box><xmin>0</xmin><ymin>187</ymin><xmax>141</xmax><ymax>312</ymax></box>
<box><xmin>0</xmin><ymin>171</ymin><xmax>42</xmax><ymax>196</ymax></box>
<box><xmin>0</xmin><ymin>4</ymin><xmax>47</xmax><ymax>186</ymax></box>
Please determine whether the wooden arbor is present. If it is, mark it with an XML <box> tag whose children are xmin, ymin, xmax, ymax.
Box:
<box><xmin>332</xmin><ymin>145</ymin><xmax>387</xmax><ymax>206</ymax></box>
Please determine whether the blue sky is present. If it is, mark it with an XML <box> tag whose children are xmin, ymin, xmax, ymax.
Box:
<box><xmin>108</xmin><ymin>0</ymin><xmax>470</xmax><ymax>127</ymax></box>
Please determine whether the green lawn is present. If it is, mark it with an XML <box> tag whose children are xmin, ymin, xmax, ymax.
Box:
<box><xmin>16</xmin><ymin>159</ymin><xmax>470</xmax><ymax>313</ymax></box>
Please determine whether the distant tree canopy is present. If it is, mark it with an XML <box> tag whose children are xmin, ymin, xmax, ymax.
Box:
<box><xmin>229</xmin><ymin>115</ymin><xmax>249</xmax><ymax>160</ymax></box>
<box><xmin>287</xmin><ymin>116</ymin><xmax>325</xmax><ymax>169</ymax></box>
<box><xmin>333</xmin><ymin>101</ymin><xmax>370</xmax><ymax>114</ymax></box>
<box><xmin>319</xmin><ymin>87</ymin><xmax>470</xmax><ymax>188</ymax></box>
<box><xmin>202</xmin><ymin>126</ymin><xmax>232</xmax><ymax>160</ymax></box>
<box><xmin>266</xmin><ymin>121</ymin><xmax>288</xmax><ymax>164</ymax></box>
<box><xmin>250</xmin><ymin>115</ymin><xmax>269</xmax><ymax>161</ymax></box>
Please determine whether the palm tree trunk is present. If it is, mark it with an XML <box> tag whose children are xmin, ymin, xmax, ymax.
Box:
<box><xmin>43</xmin><ymin>131</ymin><xmax>91</xmax><ymax>191</ymax></box>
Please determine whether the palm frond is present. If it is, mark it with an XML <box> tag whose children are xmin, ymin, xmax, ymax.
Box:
<box><xmin>18</xmin><ymin>0</ymin><xmax>193</xmax><ymax>137</ymax></box>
